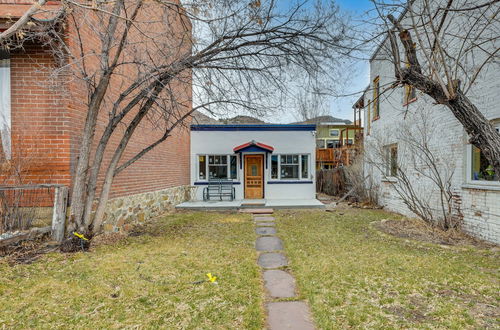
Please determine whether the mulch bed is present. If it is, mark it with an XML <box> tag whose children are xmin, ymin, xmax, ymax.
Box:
<box><xmin>375</xmin><ymin>218</ymin><xmax>497</xmax><ymax>249</ymax></box>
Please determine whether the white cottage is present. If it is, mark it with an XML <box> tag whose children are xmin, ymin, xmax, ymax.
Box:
<box><xmin>181</xmin><ymin>124</ymin><xmax>323</xmax><ymax>209</ymax></box>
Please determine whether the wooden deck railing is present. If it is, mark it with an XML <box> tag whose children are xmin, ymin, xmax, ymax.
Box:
<box><xmin>316</xmin><ymin>145</ymin><xmax>361</xmax><ymax>167</ymax></box>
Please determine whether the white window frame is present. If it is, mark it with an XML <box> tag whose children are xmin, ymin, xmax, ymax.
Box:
<box><xmin>329</xmin><ymin>129</ymin><xmax>340</xmax><ymax>137</ymax></box>
<box><xmin>463</xmin><ymin>120</ymin><xmax>500</xmax><ymax>188</ymax></box>
<box><xmin>197</xmin><ymin>154</ymin><xmax>238</xmax><ymax>181</ymax></box>
<box><xmin>270</xmin><ymin>154</ymin><xmax>311</xmax><ymax>181</ymax></box>
<box><xmin>0</xmin><ymin>51</ymin><xmax>11</xmax><ymax>160</ymax></box>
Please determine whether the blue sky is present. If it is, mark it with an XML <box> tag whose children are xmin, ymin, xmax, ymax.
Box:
<box><xmin>271</xmin><ymin>0</ymin><xmax>375</xmax><ymax>123</ymax></box>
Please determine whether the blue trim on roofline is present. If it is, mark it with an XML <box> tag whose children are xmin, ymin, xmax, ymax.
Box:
<box><xmin>267</xmin><ymin>181</ymin><xmax>313</xmax><ymax>184</ymax></box>
<box><xmin>191</xmin><ymin>124</ymin><xmax>316</xmax><ymax>131</ymax></box>
<box><xmin>194</xmin><ymin>181</ymin><xmax>241</xmax><ymax>185</ymax></box>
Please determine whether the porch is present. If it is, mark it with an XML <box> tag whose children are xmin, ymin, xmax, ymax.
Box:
<box><xmin>176</xmin><ymin>199</ymin><xmax>325</xmax><ymax>211</ymax></box>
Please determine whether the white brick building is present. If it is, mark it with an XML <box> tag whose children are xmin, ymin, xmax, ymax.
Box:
<box><xmin>359</xmin><ymin>1</ymin><xmax>500</xmax><ymax>243</ymax></box>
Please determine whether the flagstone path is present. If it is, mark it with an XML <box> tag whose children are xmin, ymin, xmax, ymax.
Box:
<box><xmin>248</xmin><ymin>209</ymin><xmax>315</xmax><ymax>330</ymax></box>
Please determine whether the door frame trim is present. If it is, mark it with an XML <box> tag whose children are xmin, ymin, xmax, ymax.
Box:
<box><xmin>243</xmin><ymin>153</ymin><xmax>265</xmax><ymax>199</ymax></box>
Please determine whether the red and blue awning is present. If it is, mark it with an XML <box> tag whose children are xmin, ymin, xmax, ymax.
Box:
<box><xmin>233</xmin><ymin>140</ymin><xmax>274</xmax><ymax>153</ymax></box>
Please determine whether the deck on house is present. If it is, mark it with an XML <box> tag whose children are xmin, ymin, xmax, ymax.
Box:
<box><xmin>176</xmin><ymin>199</ymin><xmax>325</xmax><ymax>211</ymax></box>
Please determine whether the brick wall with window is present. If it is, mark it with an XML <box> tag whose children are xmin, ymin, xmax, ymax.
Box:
<box><xmin>0</xmin><ymin>1</ymin><xmax>191</xmax><ymax>200</ymax></box>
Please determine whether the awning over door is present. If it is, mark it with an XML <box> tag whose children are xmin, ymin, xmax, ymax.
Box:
<box><xmin>233</xmin><ymin>140</ymin><xmax>274</xmax><ymax>153</ymax></box>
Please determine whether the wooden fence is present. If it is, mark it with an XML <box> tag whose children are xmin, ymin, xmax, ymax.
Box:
<box><xmin>0</xmin><ymin>184</ymin><xmax>68</xmax><ymax>246</ymax></box>
<box><xmin>316</xmin><ymin>168</ymin><xmax>348</xmax><ymax>196</ymax></box>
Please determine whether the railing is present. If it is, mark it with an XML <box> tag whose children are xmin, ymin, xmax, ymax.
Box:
<box><xmin>316</xmin><ymin>144</ymin><xmax>361</xmax><ymax>167</ymax></box>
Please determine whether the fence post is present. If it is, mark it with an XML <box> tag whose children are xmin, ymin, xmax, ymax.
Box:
<box><xmin>52</xmin><ymin>186</ymin><xmax>68</xmax><ymax>242</ymax></box>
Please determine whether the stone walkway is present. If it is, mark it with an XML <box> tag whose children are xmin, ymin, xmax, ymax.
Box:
<box><xmin>249</xmin><ymin>210</ymin><xmax>315</xmax><ymax>330</ymax></box>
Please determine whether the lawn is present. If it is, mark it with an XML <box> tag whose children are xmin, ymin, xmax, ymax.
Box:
<box><xmin>1</xmin><ymin>209</ymin><xmax>498</xmax><ymax>329</ymax></box>
<box><xmin>276</xmin><ymin>209</ymin><xmax>500</xmax><ymax>329</ymax></box>
<box><xmin>0</xmin><ymin>212</ymin><xmax>264</xmax><ymax>329</ymax></box>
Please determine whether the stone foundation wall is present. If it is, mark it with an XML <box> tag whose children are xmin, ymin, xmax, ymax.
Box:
<box><xmin>102</xmin><ymin>185</ymin><xmax>195</xmax><ymax>232</ymax></box>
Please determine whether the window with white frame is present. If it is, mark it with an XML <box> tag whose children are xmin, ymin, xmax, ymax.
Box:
<box><xmin>198</xmin><ymin>155</ymin><xmax>237</xmax><ymax>180</ymax></box>
<box><xmin>271</xmin><ymin>154</ymin><xmax>310</xmax><ymax>180</ymax></box>
<box><xmin>0</xmin><ymin>49</ymin><xmax>11</xmax><ymax>160</ymax></box>
<box><xmin>329</xmin><ymin>129</ymin><xmax>339</xmax><ymax>137</ymax></box>
<box><xmin>316</xmin><ymin>139</ymin><xmax>325</xmax><ymax>148</ymax></box>
<box><xmin>467</xmin><ymin>119</ymin><xmax>500</xmax><ymax>183</ymax></box>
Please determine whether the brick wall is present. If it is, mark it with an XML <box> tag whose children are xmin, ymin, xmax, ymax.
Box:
<box><xmin>1</xmin><ymin>1</ymin><xmax>192</xmax><ymax>204</ymax></box>
<box><xmin>363</xmin><ymin>14</ymin><xmax>500</xmax><ymax>243</ymax></box>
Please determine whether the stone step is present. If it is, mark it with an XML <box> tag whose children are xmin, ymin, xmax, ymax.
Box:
<box><xmin>256</xmin><ymin>236</ymin><xmax>283</xmax><ymax>251</ymax></box>
<box><xmin>254</xmin><ymin>216</ymin><xmax>275</xmax><ymax>222</ymax></box>
<box><xmin>258</xmin><ymin>252</ymin><xmax>287</xmax><ymax>269</ymax></box>
<box><xmin>267</xmin><ymin>301</ymin><xmax>315</xmax><ymax>330</ymax></box>
<box><xmin>263</xmin><ymin>270</ymin><xmax>296</xmax><ymax>298</ymax></box>
<box><xmin>239</xmin><ymin>208</ymin><xmax>274</xmax><ymax>214</ymax></box>
<box><xmin>255</xmin><ymin>227</ymin><xmax>276</xmax><ymax>235</ymax></box>
<box><xmin>256</xmin><ymin>222</ymin><xmax>275</xmax><ymax>227</ymax></box>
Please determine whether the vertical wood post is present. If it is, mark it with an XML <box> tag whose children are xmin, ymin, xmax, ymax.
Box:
<box><xmin>52</xmin><ymin>186</ymin><xmax>68</xmax><ymax>242</ymax></box>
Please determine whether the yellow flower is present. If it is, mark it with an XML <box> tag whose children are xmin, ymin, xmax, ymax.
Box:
<box><xmin>73</xmin><ymin>232</ymin><xmax>89</xmax><ymax>241</ymax></box>
<box><xmin>206</xmin><ymin>273</ymin><xmax>217</xmax><ymax>283</ymax></box>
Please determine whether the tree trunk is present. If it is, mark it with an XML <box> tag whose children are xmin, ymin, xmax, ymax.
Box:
<box><xmin>447</xmin><ymin>89</ymin><xmax>500</xmax><ymax>177</ymax></box>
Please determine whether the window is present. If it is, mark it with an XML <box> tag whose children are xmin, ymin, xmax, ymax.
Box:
<box><xmin>0</xmin><ymin>49</ymin><xmax>11</xmax><ymax>160</ymax></box>
<box><xmin>467</xmin><ymin>120</ymin><xmax>500</xmax><ymax>183</ymax></box>
<box><xmin>273</xmin><ymin>154</ymin><xmax>310</xmax><ymax>180</ymax></box>
<box><xmin>230</xmin><ymin>155</ymin><xmax>237</xmax><ymax>179</ymax></box>
<box><xmin>301</xmin><ymin>155</ymin><xmax>309</xmax><ymax>179</ymax></box>
<box><xmin>366</xmin><ymin>99</ymin><xmax>371</xmax><ymax>135</ymax></box>
<box><xmin>271</xmin><ymin>155</ymin><xmax>278</xmax><ymax>179</ymax></box>
<box><xmin>345</xmin><ymin>139</ymin><xmax>353</xmax><ymax>145</ymax></box>
<box><xmin>326</xmin><ymin>139</ymin><xmax>341</xmax><ymax>148</ymax></box>
<box><xmin>385</xmin><ymin>144</ymin><xmax>398</xmax><ymax>177</ymax></box>
<box><xmin>281</xmin><ymin>155</ymin><xmax>299</xmax><ymax>179</ymax></box>
<box><xmin>373</xmin><ymin>76</ymin><xmax>380</xmax><ymax>120</ymax></box>
<box><xmin>198</xmin><ymin>155</ymin><xmax>237</xmax><ymax>180</ymax></box>
<box><xmin>329</xmin><ymin>129</ymin><xmax>339</xmax><ymax>137</ymax></box>
<box><xmin>470</xmin><ymin>146</ymin><xmax>497</xmax><ymax>181</ymax></box>
<box><xmin>198</xmin><ymin>155</ymin><xmax>207</xmax><ymax>179</ymax></box>
<box><xmin>316</xmin><ymin>139</ymin><xmax>325</xmax><ymax>149</ymax></box>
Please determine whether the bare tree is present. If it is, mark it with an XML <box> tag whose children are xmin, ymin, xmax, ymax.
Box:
<box><xmin>368</xmin><ymin>0</ymin><xmax>500</xmax><ymax>178</ymax></box>
<box><xmin>293</xmin><ymin>86</ymin><xmax>331</xmax><ymax>122</ymax></box>
<box><xmin>366</xmin><ymin>108</ymin><xmax>458</xmax><ymax>230</ymax></box>
<box><xmin>1</xmin><ymin>0</ymin><xmax>350</xmax><ymax>247</ymax></box>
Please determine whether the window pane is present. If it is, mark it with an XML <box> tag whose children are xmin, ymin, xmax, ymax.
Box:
<box><xmin>208</xmin><ymin>155</ymin><xmax>214</xmax><ymax>164</ymax></box>
<box><xmin>471</xmin><ymin>146</ymin><xmax>497</xmax><ymax>181</ymax></box>
<box><xmin>271</xmin><ymin>155</ymin><xmax>278</xmax><ymax>179</ymax></box>
<box><xmin>281</xmin><ymin>165</ymin><xmax>299</xmax><ymax>179</ymax></box>
<box><xmin>198</xmin><ymin>155</ymin><xmax>206</xmax><ymax>180</ymax></box>
<box><xmin>230</xmin><ymin>155</ymin><xmax>237</xmax><ymax>179</ymax></box>
<box><xmin>209</xmin><ymin>165</ymin><xmax>228</xmax><ymax>179</ymax></box>
<box><xmin>221</xmin><ymin>155</ymin><xmax>227</xmax><ymax>164</ymax></box>
<box><xmin>281</xmin><ymin>155</ymin><xmax>286</xmax><ymax>163</ymax></box>
<box><xmin>301</xmin><ymin>155</ymin><xmax>309</xmax><ymax>179</ymax></box>
<box><xmin>0</xmin><ymin>56</ymin><xmax>11</xmax><ymax>160</ymax></box>
<box><xmin>316</xmin><ymin>139</ymin><xmax>325</xmax><ymax>148</ymax></box>
<box><xmin>330</xmin><ymin>129</ymin><xmax>339</xmax><ymax>137</ymax></box>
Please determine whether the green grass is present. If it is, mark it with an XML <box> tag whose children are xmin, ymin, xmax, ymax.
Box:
<box><xmin>275</xmin><ymin>209</ymin><xmax>500</xmax><ymax>329</ymax></box>
<box><xmin>0</xmin><ymin>212</ymin><xmax>264</xmax><ymax>329</ymax></box>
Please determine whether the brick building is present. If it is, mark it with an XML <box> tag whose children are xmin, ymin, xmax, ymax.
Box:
<box><xmin>0</xmin><ymin>1</ymin><xmax>192</xmax><ymax>230</ymax></box>
<box><xmin>358</xmin><ymin>1</ymin><xmax>500</xmax><ymax>243</ymax></box>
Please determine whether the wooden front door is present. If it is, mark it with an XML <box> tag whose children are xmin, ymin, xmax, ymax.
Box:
<box><xmin>244</xmin><ymin>155</ymin><xmax>264</xmax><ymax>199</ymax></box>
